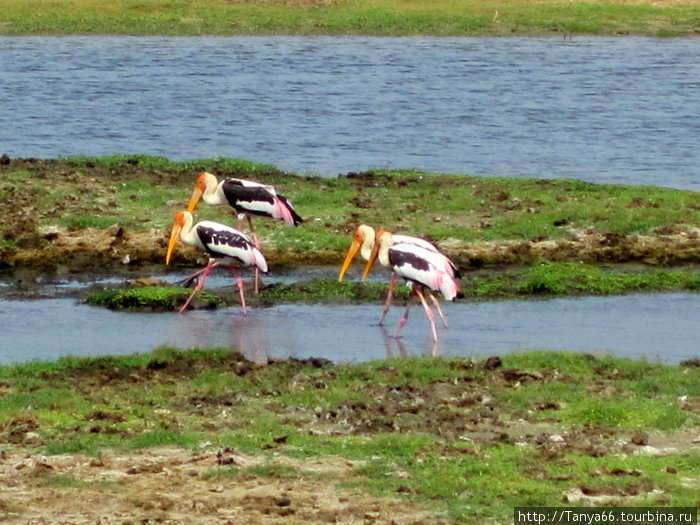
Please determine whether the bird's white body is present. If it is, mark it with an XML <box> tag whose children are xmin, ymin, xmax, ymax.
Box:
<box><xmin>166</xmin><ymin>211</ymin><xmax>268</xmax><ymax>314</ymax></box>
<box><xmin>194</xmin><ymin>172</ymin><xmax>302</xmax><ymax>227</ymax></box>
<box><xmin>374</xmin><ymin>232</ymin><xmax>459</xmax><ymax>301</ymax></box>
<box><xmin>340</xmin><ymin>224</ymin><xmax>461</xmax><ymax>343</ymax></box>
<box><xmin>178</xmin><ymin>217</ymin><xmax>268</xmax><ymax>273</ymax></box>
<box><xmin>353</xmin><ymin>224</ymin><xmax>458</xmax><ymax>284</ymax></box>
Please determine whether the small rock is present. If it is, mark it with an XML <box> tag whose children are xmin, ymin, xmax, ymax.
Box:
<box><xmin>484</xmin><ymin>356</ymin><xmax>502</xmax><ymax>370</ymax></box>
<box><xmin>630</xmin><ymin>431</ymin><xmax>648</xmax><ymax>446</ymax></box>
<box><xmin>633</xmin><ymin>445</ymin><xmax>679</xmax><ymax>457</ymax></box>
<box><xmin>23</xmin><ymin>432</ymin><xmax>44</xmax><ymax>447</ymax></box>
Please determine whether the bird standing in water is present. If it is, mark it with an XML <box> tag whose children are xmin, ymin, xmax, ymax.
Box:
<box><xmin>362</xmin><ymin>229</ymin><xmax>460</xmax><ymax>342</ymax></box>
<box><xmin>186</xmin><ymin>171</ymin><xmax>302</xmax><ymax>291</ymax></box>
<box><xmin>339</xmin><ymin>224</ymin><xmax>459</xmax><ymax>330</ymax></box>
<box><xmin>165</xmin><ymin>210</ymin><xmax>268</xmax><ymax>315</ymax></box>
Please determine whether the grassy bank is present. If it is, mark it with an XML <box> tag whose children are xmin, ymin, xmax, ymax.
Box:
<box><xmin>1</xmin><ymin>156</ymin><xmax>698</xmax><ymax>275</ymax></box>
<box><xmin>0</xmin><ymin>349</ymin><xmax>698</xmax><ymax>522</ymax></box>
<box><xmin>0</xmin><ymin>0</ymin><xmax>698</xmax><ymax>36</ymax></box>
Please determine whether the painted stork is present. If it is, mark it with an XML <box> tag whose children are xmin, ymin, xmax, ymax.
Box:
<box><xmin>338</xmin><ymin>224</ymin><xmax>459</xmax><ymax>329</ymax></box>
<box><xmin>186</xmin><ymin>171</ymin><xmax>302</xmax><ymax>291</ymax></box>
<box><xmin>362</xmin><ymin>230</ymin><xmax>460</xmax><ymax>343</ymax></box>
<box><xmin>186</xmin><ymin>171</ymin><xmax>303</xmax><ymax>239</ymax></box>
<box><xmin>165</xmin><ymin>210</ymin><xmax>268</xmax><ymax>315</ymax></box>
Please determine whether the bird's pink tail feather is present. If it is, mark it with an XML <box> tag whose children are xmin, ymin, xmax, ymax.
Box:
<box><xmin>252</xmin><ymin>246</ymin><xmax>268</xmax><ymax>273</ymax></box>
<box><xmin>273</xmin><ymin>199</ymin><xmax>296</xmax><ymax>226</ymax></box>
<box><xmin>438</xmin><ymin>272</ymin><xmax>460</xmax><ymax>301</ymax></box>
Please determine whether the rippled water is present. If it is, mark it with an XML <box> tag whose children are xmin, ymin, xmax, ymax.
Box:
<box><xmin>1</xmin><ymin>36</ymin><xmax>697</xmax><ymax>366</ymax></box>
<box><xmin>1</xmin><ymin>36</ymin><xmax>698</xmax><ymax>190</ymax></box>
<box><xmin>1</xmin><ymin>293</ymin><xmax>697</xmax><ymax>366</ymax></box>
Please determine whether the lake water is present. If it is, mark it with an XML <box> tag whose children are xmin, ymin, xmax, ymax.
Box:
<box><xmin>0</xmin><ymin>36</ymin><xmax>697</xmax><ymax>366</ymax></box>
<box><xmin>0</xmin><ymin>293</ymin><xmax>697</xmax><ymax>366</ymax></box>
<box><xmin>1</xmin><ymin>36</ymin><xmax>698</xmax><ymax>190</ymax></box>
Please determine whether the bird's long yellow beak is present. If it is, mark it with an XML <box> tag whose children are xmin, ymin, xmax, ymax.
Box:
<box><xmin>165</xmin><ymin>221</ymin><xmax>183</xmax><ymax>265</ymax></box>
<box><xmin>186</xmin><ymin>184</ymin><xmax>203</xmax><ymax>213</ymax></box>
<box><xmin>338</xmin><ymin>238</ymin><xmax>361</xmax><ymax>282</ymax></box>
<box><xmin>362</xmin><ymin>241</ymin><xmax>380</xmax><ymax>282</ymax></box>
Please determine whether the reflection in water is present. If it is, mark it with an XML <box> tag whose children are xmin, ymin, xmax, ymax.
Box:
<box><xmin>0</xmin><ymin>294</ymin><xmax>698</xmax><ymax>366</ymax></box>
<box><xmin>379</xmin><ymin>326</ymin><xmax>437</xmax><ymax>359</ymax></box>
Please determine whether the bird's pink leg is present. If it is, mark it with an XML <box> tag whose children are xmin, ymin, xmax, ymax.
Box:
<box><xmin>247</xmin><ymin>215</ymin><xmax>261</xmax><ymax>294</ymax></box>
<box><xmin>229</xmin><ymin>266</ymin><xmax>247</xmax><ymax>315</ymax></box>
<box><xmin>394</xmin><ymin>289</ymin><xmax>415</xmax><ymax>339</ymax></box>
<box><xmin>415</xmin><ymin>287</ymin><xmax>438</xmax><ymax>343</ymax></box>
<box><xmin>246</xmin><ymin>215</ymin><xmax>260</xmax><ymax>248</ymax></box>
<box><xmin>378</xmin><ymin>273</ymin><xmax>396</xmax><ymax>326</ymax></box>
<box><xmin>179</xmin><ymin>260</ymin><xmax>217</xmax><ymax>313</ymax></box>
<box><xmin>180</xmin><ymin>266</ymin><xmax>208</xmax><ymax>287</ymax></box>
<box><xmin>427</xmin><ymin>292</ymin><xmax>449</xmax><ymax>328</ymax></box>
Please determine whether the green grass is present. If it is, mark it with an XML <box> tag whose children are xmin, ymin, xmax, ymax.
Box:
<box><xmin>0</xmin><ymin>349</ymin><xmax>698</xmax><ymax>522</ymax></box>
<box><xmin>85</xmin><ymin>285</ymin><xmax>226</xmax><ymax>311</ymax></box>
<box><xmin>3</xmin><ymin>156</ymin><xmax>698</xmax><ymax>251</ymax></box>
<box><xmin>0</xmin><ymin>0</ymin><xmax>697</xmax><ymax>36</ymax></box>
<box><xmin>84</xmin><ymin>263</ymin><xmax>699</xmax><ymax>311</ymax></box>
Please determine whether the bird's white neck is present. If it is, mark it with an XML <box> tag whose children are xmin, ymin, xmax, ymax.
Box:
<box><xmin>358</xmin><ymin>225</ymin><xmax>376</xmax><ymax>261</ymax></box>
<box><xmin>202</xmin><ymin>173</ymin><xmax>227</xmax><ymax>206</ymax></box>
<box><xmin>377</xmin><ymin>232</ymin><xmax>393</xmax><ymax>267</ymax></box>
<box><xmin>178</xmin><ymin>212</ymin><xmax>200</xmax><ymax>247</ymax></box>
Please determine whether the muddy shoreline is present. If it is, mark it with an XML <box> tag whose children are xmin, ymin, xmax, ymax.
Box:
<box><xmin>1</xmin><ymin>156</ymin><xmax>698</xmax><ymax>300</ymax></box>
<box><xmin>2</xmin><ymin>223</ymin><xmax>699</xmax><ymax>274</ymax></box>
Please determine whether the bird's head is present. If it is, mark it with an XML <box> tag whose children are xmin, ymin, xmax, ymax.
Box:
<box><xmin>186</xmin><ymin>172</ymin><xmax>216</xmax><ymax>212</ymax></box>
<box><xmin>166</xmin><ymin>210</ymin><xmax>189</xmax><ymax>265</ymax></box>
<box><xmin>338</xmin><ymin>224</ymin><xmax>374</xmax><ymax>282</ymax></box>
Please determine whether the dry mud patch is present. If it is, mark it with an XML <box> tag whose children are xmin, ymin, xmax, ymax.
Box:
<box><xmin>0</xmin><ymin>447</ymin><xmax>438</xmax><ymax>524</ymax></box>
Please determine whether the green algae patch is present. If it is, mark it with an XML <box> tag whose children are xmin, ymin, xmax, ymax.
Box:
<box><xmin>85</xmin><ymin>285</ymin><xmax>226</xmax><ymax>311</ymax></box>
<box><xmin>259</xmin><ymin>279</ymin><xmax>400</xmax><ymax>304</ymax></box>
<box><xmin>82</xmin><ymin>263</ymin><xmax>698</xmax><ymax>312</ymax></box>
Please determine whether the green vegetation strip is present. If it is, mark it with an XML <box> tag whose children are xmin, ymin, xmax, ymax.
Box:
<box><xmin>0</xmin><ymin>0</ymin><xmax>698</xmax><ymax>36</ymax></box>
<box><xmin>86</xmin><ymin>262</ymin><xmax>700</xmax><ymax>311</ymax></box>
<box><xmin>0</xmin><ymin>348</ymin><xmax>698</xmax><ymax>522</ymax></box>
<box><xmin>2</xmin><ymin>155</ymin><xmax>699</xmax><ymax>252</ymax></box>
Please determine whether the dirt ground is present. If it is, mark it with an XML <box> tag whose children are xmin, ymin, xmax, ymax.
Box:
<box><xmin>1</xmin><ymin>356</ymin><xmax>699</xmax><ymax>524</ymax></box>
<box><xmin>2</xmin><ymin>432</ymin><xmax>697</xmax><ymax>525</ymax></box>
<box><xmin>0</xmin><ymin>446</ymin><xmax>440</xmax><ymax>524</ymax></box>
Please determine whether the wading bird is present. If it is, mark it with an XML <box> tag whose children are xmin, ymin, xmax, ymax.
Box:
<box><xmin>165</xmin><ymin>210</ymin><xmax>268</xmax><ymax>315</ymax></box>
<box><xmin>338</xmin><ymin>224</ymin><xmax>459</xmax><ymax>329</ymax></box>
<box><xmin>186</xmin><ymin>171</ymin><xmax>302</xmax><ymax>291</ymax></box>
<box><xmin>362</xmin><ymin>230</ymin><xmax>460</xmax><ymax>343</ymax></box>
<box><xmin>186</xmin><ymin>171</ymin><xmax>303</xmax><ymax>240</ymax></box>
